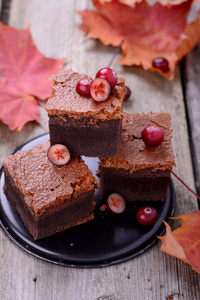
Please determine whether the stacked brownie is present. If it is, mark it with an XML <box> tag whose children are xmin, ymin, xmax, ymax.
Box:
<box><xmin>100</xmin><ymin>112</ymin><xmax>174</xmax><ymax>201</ymax></box>
<box><xmin>46</xmin><ymin>69</ymin><xmax>174</xmax><ymax>203</ymax></box>
<box><xmin>3</xmin><ymin>69</ymin><xmax>126</xmax><ymax>240</ymax></box>
<box><xmin>46</xmin><ymin>69</ymin><xmax>125</xmax><ymax>157</ymax></box>
<box><xmin>3</xmin><ymin>68</ymin><xmax>175</xmax><ymax>240</ymax></box>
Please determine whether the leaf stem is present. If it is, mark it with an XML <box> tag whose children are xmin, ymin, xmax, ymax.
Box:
<box><xmin>107</xmin><ymin>41</ymin><xmax>123</xmax><ymax>68</ymax></box>
<box><xmin>171</xmin><ymin>171</ymin><xmax>200</xmax><ymax>201</ymax></box>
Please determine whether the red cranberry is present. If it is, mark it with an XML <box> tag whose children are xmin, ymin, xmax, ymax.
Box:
<box><xmin>96</xmin><ymin>67</ymin><xmax>118</xmax><ymax>89</ymax></box>
<box><xmin>152</xmin><ymin>57</ymin><xmax>169</xmax><ymax>73</ymax></box>
<box><xmin>90</xmin><ymin>78</ymin><xmax>111</xmax><ymax>102</ymax></box>
<box><xmin>124</xmin><ymin>86</ymin><xmax>131</xmax><ymax>101</ymax></box>
<box><xmin>107</xmin><ymin>193</ymin><xmax>126</xmax><ymax>214</ymax></box>
<box><xmin>142</xmin><ymin>125</ymin><xmax>164</xmax><ymax>146</ymax></box>
<box><xmin>136</xmin><ymin>205</ymin><xmax>158</xmax><ymax>226</ymax></box>
<box><xmin>47</xmin><ymin>144</ymin><xmax>70</xmax><ymax>166</ymax></box>
<box><xmin>76</xmin><ymin>78</ymin><xmax>93</xmax><ymax>97</ymax></box>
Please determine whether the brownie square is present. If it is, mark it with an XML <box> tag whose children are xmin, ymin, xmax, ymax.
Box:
<box><xmin>100</xmin><ymin>112</ymin><xmax>175</xmax><ymax>201</ymax></box>
<box><xmin>3</xmin><ymin>142</ymin><xmax>98</xmax><ymax>240</ymax></box>
<box><xmin>46</xmin><ymin>69</ymin><xmax>126</xmax><ymax>157</ymax></box>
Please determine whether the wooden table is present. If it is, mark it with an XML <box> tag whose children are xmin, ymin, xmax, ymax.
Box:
<box><xmin>0</xmin><ymin>1</ymin><xmax>200</xmax><ymax>299</ymax></box>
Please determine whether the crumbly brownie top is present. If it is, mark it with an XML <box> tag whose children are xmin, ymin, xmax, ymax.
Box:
<box><xmin>100</xmin><ymin>112</ymin><xmax>175</xmax><ymax>171</ymax></box>
<box><xmin>3</xmin><ymin>142</ymin><xmax>98</xmax><ymax>215</ymax></box>
<box><xmin>46</xmin><ymin>69</ymin><xmax>125</xmax><ymax>120</ymax></box>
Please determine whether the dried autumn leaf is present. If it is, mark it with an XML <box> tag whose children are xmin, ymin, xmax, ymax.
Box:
<box><xmin>0</xmin><ymin>22</ymin><xmax>65</xmax><ymax>130</ymax></box>
<box><xmin>176</xmin><ymin>6</ymin><xmax>200</xmax><ymax>60</ymax></box>
<box><xmin>158</xmin><ymin>210</ymin><xmax>200</xmax><ymax>274</ymax></box>
<box><xmin>77</xmin><ymin>0</ymin><xmax>200</xmax><ymax>79</ymax></box>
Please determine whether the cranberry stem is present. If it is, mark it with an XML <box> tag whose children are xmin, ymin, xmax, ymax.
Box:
<box><xmin>107</xmin><ymin>41</ymin><xmax>123</xmax><ymax>68</ymax></box>
<box><xmin>171</xmin><ymin>171</ymin><xmax>200</xmax><ymax>201</ymax></box>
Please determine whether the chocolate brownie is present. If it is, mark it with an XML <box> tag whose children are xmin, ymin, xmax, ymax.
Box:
<box><xmin>3</xmin><ymin>142</ymin><xmax>98</xmax><ymax>240</ymax></box>
<box><xmin>46</xmin><ymin>69</ymin><xmax>126</xmax><ymax>157</ymax></box>
<box><xmin>100</xmin><ymin>112</ymin><xmax>175</xmax><ymax>201</ymax></box>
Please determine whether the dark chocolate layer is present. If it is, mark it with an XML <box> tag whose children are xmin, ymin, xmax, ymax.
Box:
<box><xmin>100</xmin><ymin>167</ymin><xmax>171</xmax><ymax>201</ymax></box>
<box><xmin>49</xmin><ymin>114</ymin><xmax>122</xmax><ymax>157</ymax></box>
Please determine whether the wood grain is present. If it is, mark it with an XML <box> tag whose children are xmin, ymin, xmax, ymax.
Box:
<box><xmin>0</xmin><ymin>1</ymin><xmax>200</xmax><ymax>300</ymax></box>
<box><xmin>182</xmin><ymin>42</ymin><xmax>200</xmax><ymax>207</ymax></box>
<box><xmin>0</xmin><ymin>0</ymin><xmax>11</xmax><ymax>24</ymax></box>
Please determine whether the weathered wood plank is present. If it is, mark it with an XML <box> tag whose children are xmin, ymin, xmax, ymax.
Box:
<box><xmin>0</xmin><ymin>0</ymin><xmax>11</xmax><ymax>24</ymax></box>
<box><xmin>182</xmin><ymin>42</ymin><xmax>200</xmax><ymax>207</ymax></box>
<box><xmin>0</xmin><ymin>1</ymin><xmax>200</xmax><ymax>300</ymax></box>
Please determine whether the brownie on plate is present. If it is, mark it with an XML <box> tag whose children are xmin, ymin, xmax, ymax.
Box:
<box><xmin>100</xmin><ymin>112</ymin><xmax>175</xmax><ymax>201</ymax></box>
<box><xmin>3</xmin><ymin>142</ymin><xmax>98</xmax><ymax>240</ymax></box>
<box><xmin>46</xmin><ymin>69</ymin><xmax>126</xmax><ymax>157</ymax></box>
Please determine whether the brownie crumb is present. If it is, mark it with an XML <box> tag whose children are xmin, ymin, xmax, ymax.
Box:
<box><xmin>99</xmin><ymin>204</ymin><xmax>107</xmax><ymax>211</ymax></box>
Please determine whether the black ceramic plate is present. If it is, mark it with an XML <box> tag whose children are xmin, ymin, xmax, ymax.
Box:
<box><xmin>0</xmin><ymin>133</ymin><xmax>175</xmax><ymax>268</ymax></box>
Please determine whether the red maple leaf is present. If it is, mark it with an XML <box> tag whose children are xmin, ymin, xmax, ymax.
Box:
<box><xmin>77</xmin><ymin>0</ymin><xmax>200</xmax><ymax>79</ymax></box>
<box><xmin>0</xmin><ymin>22</ymin><xmax>65</xmax><ymax>130</ymax></box>
<box><xmin>158</xmin><ymin>210</ymin><xmax>200</xmax><ymax>274</ymax></box>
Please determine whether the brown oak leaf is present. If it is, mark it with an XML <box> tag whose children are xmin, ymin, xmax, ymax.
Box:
<box><xmin>77</xmin><ymin>0</ymin><xmax>200</xmax><ymax>79</ymax></box>
<box><xmin>0</xmin><ymin>22</ymin><xmax>65</xmax><ymax>130</ymax></box>
<box><xmin>158</xmin><ymin>210</ymin><xmax>200</xmax><ymax>274</ymax></box>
